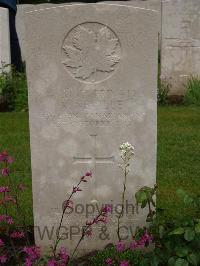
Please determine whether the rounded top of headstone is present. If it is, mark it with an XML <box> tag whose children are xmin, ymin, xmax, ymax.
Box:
<box><xmin>62</xmin><ymin>22</ymin><xmax>121</xmax><ymax>83</ymax></box>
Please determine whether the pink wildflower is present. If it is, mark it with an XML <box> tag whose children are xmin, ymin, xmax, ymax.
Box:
<box><xmin>129</xmin><ymin>240</ymin><xmax>138</xmax><ymax>250</ymax></box>
<box><xmin>0</xmin><ymin>186</ymin><xmax>9</xmax><ymax>193</ymax></box>
<box><xmin>0</xmin><ymin>214</ymin><xmax>13</xmax><ymax>224</ymax></box>
<box><xmin>7</xmin><ymin>217</ymin><xmax>14</xmax><ymax>224</ymax></box>
<box><xmin>0</xmin><ymin>151</ymin><xmax>8</xmax><ymax>162</ymax></box>
<box><xmin>0</xmin><ymin>254</ymin><xmax>7</xmax><ymax>264</ymax></box>
<box><xmin>47</xmin><ymin>259</ymin><xmax>57</xmax><ymax>266</ymax></box>
<box><xmin>59</xmin><ymin>246</ymin><xmax>69</xmax><ymax>263</ymax></box>
<box><xmin>1</xmin><ymin>168</ymin><xmax>9</xmax><ymax>176</ymax></box>
<box><xmin>0</xmin><ymin>238</ymin><xmax>4</xmax><ymax>247</ymax></box>
<box><xmin>120</xmin><ymin>261</ymin><xmax>129</xmax><ymax>266</ymax></box>
<box><xmin>0</xmin><ymin>151</ymin><xmax>13</xmax><ymax>164</ymax></box>
<box><xmin>25</xmin><ymin>258</ymin><xmax>32</xmax><ymax>266</ymax></box>
<box><xmin>105</xmin><ymin>258</ymin><xmax>113</xmax><ymax>265</ymax></box>
<box><xmin>116</xmin><ymin>241</ymin><xmax>126</xmax><ymax>252</ymax></box>
<box><xmin>23</xmin><ymin>246</ymin><xmax>40</xmax><ymax>261</ymax></box>
<box><xmin>137</xmin><ymin>231</ymin><xmax>153</xmax><ymax>248</ymax></box>
<box><xmin>10</xmin><ymin>231</ymin><xmax>25</xmax><ymax>239</ymax></box>
<box><xmin>4</xmin><ymin>195</ymin><xmax>16</xmax><ymax>204</ymax></box>
<box><xmin>102</xmin><ymin>204</ymin><xmax>112</xmax><ymax>214</ymax></box>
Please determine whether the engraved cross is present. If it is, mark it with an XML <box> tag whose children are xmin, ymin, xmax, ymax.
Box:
<box><xmin>73</xmin><ymin>134</ymin><xmax>115</xmax><ymax>169</ymax></box>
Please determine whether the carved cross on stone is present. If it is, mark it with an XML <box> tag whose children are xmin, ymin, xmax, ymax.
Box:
<box><xmin>73</xmin><ymin>134</ymin><xmax>115</xmax><ymax>169</ymax></box>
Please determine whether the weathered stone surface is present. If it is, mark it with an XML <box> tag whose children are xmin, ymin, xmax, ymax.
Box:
<box><xmin>17</xmin><ymin>1</ymin><xmax>161</xmax><ymax>61</ymax></box>
<box><xmin>161</xmin><ymin>0</ymin><xmax>200</xmax><ymax>95</ymax></box>
<box><xmin>0</xmin><ymin>8</ymin><xmax>10</xmax><ymax>71</ymax></box>
<box><xmin>25</xmin><ymin>3</ymin><xmax>158</xmax><ymax>254</ymax></box>
<box><xmin>16</xmin><ymin>4</ymin><xmax>33</xmax><ymax>62</ymax></box>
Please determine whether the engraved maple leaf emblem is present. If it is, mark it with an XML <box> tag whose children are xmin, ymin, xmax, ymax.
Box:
<box><xmin>63</xmin><ymin>26</ymin><xmax>120</xmax><ymax>81</ymax></box>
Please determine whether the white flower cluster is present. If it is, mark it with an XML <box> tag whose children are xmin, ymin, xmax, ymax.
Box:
<box><xmin>120</xmin><ymin>142</ymin><xmax>135</xmax><ymax>162</ymax></box>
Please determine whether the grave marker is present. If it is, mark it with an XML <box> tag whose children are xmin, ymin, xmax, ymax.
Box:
<box><xmin>25</xmin><ymin>3</ymin><xmax>158</xmax><ymax>254</ymax></box>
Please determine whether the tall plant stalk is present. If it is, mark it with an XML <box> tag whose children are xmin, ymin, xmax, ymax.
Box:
<box><xmin>52</xmin><ymin>172</ymin><xmax>92</xmax><ymax>257</ymax></box>
<box><xmin>117</xmin><ymin>142</ymin><xmax>134</xmax><ymax>241</ymax></box>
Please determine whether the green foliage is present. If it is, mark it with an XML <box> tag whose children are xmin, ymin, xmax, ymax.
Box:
<box><xmin>157</xmin><ymin>78</ymin><xmax>170</xmax><ymax>106</ymax></box>
<box><xmin>0</xmin><ymin>64</ymin><xmax>28</xmax><ymax>112</ymax></box>
<box><xmin>184</xmin><ymin>76</ymin><xmax>200</xmax><ymax>106</ymax></box>
<box><xmin>135</xmin><ymin>185</ymin><xmax>156</xmax><ymax>222</ymax></box>
<box><xmin>0</xmin><ymin>113</ymin><xmax>32</xmax><ymax>225</ymax></box>
<box><xmin>148</xmin><ymin>189</ymin><xmax>200</xmax><ymax>266</ymax></box>
<box><xmin>89</xmin><ymin>247</ymin><xmax>146</xmax><ymax>266</ymax></box>
<box><xmin>89</xmin><ymin>188</ymin><xmax>200</xmax><ymax>265</ymax></box>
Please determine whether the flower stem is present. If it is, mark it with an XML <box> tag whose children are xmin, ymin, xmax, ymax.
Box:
<box><xmin>117</xmin><ymin>166</ymin><xmax>128</xmax><ymax>241</ymax></box>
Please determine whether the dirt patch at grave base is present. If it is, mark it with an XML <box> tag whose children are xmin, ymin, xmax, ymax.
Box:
<box><xmin>167</xmin><ymin>95</ymin><xmax>184</xmax><ymax>105</ymax></box>
<box><xmin>0</xmin><ymin>96</ymin><xmax>8</xmax><ymax>112</ymax></box>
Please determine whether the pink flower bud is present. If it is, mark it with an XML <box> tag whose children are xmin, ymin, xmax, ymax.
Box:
<box><xmin>10</xmin><ymin>231</ymin><xmax>25</xmax><ymax>239</ymax></box>
<box><xmin>120</xmin><ymin>261</ymin><xmax>129</xmax><ymax>266</ymax></box>
<box><xmin>105</xmin><ymin>258</ymin><xmax>113</xmax><ymax>265</ymax></box>
<box><xmin>102</xmin><ymin>204</ymin><xmax>112</xmax><ymax>214</ymax></box>
<box><xmin>0</xmin><ymin>186</ymin><xmax>9</xmax><ymax>193</ymax></box>
<box><xmin>116</xmin><ymin>241</ymin><xmax>126</xmax><ymax>252</ymax></box>
<box><xmin>85</xmin><ymin>171</ymin><xmax>92</xmax><ymax>177</ymax></box>
<box><xmin>85</xmin><ymin>228</ymin><xmax>92</xmax><ymax>237</ymax></box>
<box><xmin>0</xmin><ymin>254</ymin><xmax>7</xmax><ymax>264</ymax></box>
<box><xmin>7</xmin><ymin>156</ymin><xmax>14</xmax><ymax>164</ymax></box>
<box><xmin>0</xmin><ymin>151</ymin><xmax>8</xmax><ymax>162</ymax></box>
<box><xmin>73</xmin><ymin>186</ymin><xmax>82</xmax><ymax>193</ymax></box>
<box><xmin>129</xmin><ymin>240</ymin><xmax>138</xmax><ymax>250</ymax></box>
<box><xmin>47</xmin><ymin>259</ymin><xmax>57</xmax><ymax>266</ymax></box>
<box><xmin>1</xmin><ymin>168</ymin><xmax>9</xmax><ymax>176</ymax></box>
<box><xmin>59</xmin><ymin>246</ymin><xmax>69</xmax><ymax>263</ymax></box>
<box><xmin>62</xmin><ymin>200</ymin><xmax>73</xmax><ymax>211</ymax></box>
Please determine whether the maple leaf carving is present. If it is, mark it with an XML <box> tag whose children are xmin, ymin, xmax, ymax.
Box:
<box><xmin>63</xmin><ymin>25</ymin><xmax>120</xmax><ymax>81</ymax></box>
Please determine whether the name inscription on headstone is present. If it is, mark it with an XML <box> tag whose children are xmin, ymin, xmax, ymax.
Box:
<box><xmin>43</xmin><ymin>87</ymin><xmax>145</xmax><ymax>127</ymax></box>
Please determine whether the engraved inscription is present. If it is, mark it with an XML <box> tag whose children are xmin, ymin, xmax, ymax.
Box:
<box><xmin>55</xmin><ymin>87</ymin><xmax>146</xmax><ymax>127</ymax></box>
<box><xmin>74</xmin><ymin>134</ymin><xmax>115</xmax><ymax>169</ymax></box>
<box><xmin>62</xmin><ymin>22</ymin><xmax>121</xmax><ymax>83</ymax></box>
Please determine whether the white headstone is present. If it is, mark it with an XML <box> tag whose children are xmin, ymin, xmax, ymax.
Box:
<box><xmin>17</xmin><ymin>1</ymin><xmax>161</xmax><ymax>62</ymax></box>
<box><xmin>25</xmin><ymin>3</ymin><xmax>158</xmax><ymax>255</ymax></box>
<box><xmin>0</xmin><ymin>7</ymin><xmax>10</xmax><ymax>72</ymax></box>
<box><xmin>161</xmin><ymin>0</ymin><xmax>200</xmax><ymax>95</ymax></box>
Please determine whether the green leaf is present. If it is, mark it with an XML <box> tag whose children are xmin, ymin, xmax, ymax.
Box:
<box><xmin>141</xmin><ymin>200</ymin><xmax>147</xmax><ymax>208</ymax></box>
<box><xmin>175</xmin><ymin>247</ymin><xmax>188</xmax><ymax>258</ymax></box>
<box><xmin>184</xmin><ymin>229</ymin><xmax>195</xmax><ymax>241</ymax></box>
<box><xmin>175</xmin><ymin>258</ymin><xmax>189</xmax><ymax>266</ymax></box>
<box><xmin>151</xmin><ymin>256</ymin><xmax>159</xmax><ymax>266</ymax></box>
<box><xmin>169</xmin><ymin>227</ymin><xmax>185</xmax><ymax>235</ymax></box>
<box><xmin>135</xmin><ymin>190</ymin><xmax>147</xmax><ymax>203</ymax></box>
<box><xmin>195</xmin><ymin>223</ymin><xmax>200</xmax><ymax>234</ymax></box>
<box><xmin>187</xmin><ymin>253</ymin><xmax>198</xmax><ymax>266</ymax></box>
<box><xmin>168</xmin><ymin>257</ymin><xmax>176</xmax><ymax>266</ymax></box>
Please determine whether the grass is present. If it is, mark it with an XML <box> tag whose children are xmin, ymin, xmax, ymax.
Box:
<box><xmin>0</xmin><ymin>107</ymin><xmax>200</xmax><ymax>226</ymax></box>
<box><xmin>157</xmin><ymin>106</ymin><xmax>200</xmax><ymax>220</ymax></box>
<box><xmin>0</xmin><ymin>113</ymin><xmax>32</xmax><ymax>225</ymax></box>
